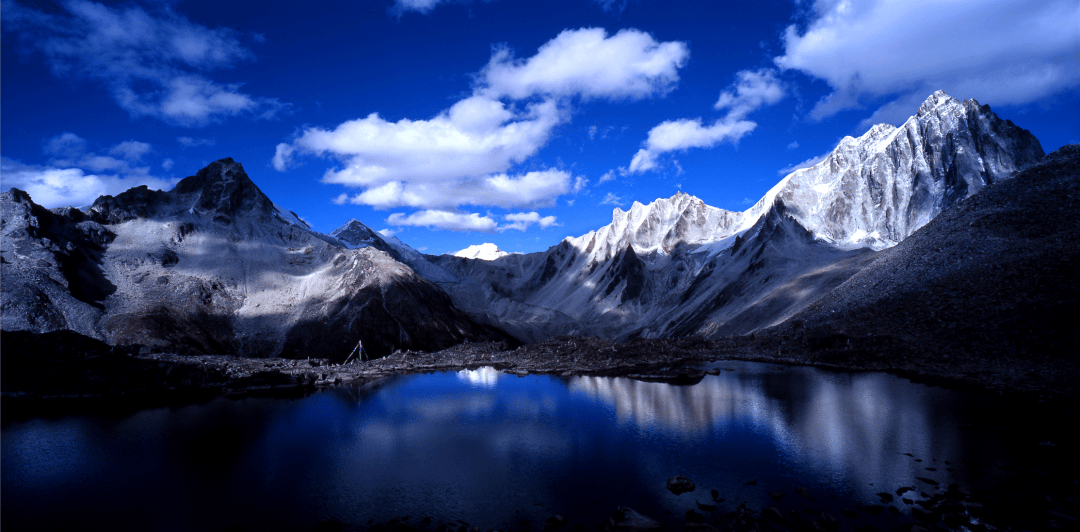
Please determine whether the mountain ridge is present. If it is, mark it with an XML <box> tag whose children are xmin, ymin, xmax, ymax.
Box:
<box><xmin>2</xmin><ymin>160</ymin><xmax>507</xmax><ymax>358</ymax></box>
<box><xmin>425</xmin><ymin>91</ymin><xmax>1044</xmax><ymax>342</ymax></box>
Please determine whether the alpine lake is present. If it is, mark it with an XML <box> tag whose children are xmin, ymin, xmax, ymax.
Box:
<box><xmin>3</xmin><ymin>360</ymin><xmax>1075</xmax><ymax>532</ymax></box>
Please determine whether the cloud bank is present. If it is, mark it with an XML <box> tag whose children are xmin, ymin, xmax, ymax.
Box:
<box><xmin>4</xmin><ymin>0</ymin><xmax>285</xmax><ymax>126</ymax></box>
<box><xmin>2</xmin><ymin>133</ymin><xmax>177</xmax><ymax>208</ymax></box>
<box><xmin>775</xmin><ymin>0</ymin><xmax>1080</xmax><ymax>124</ymax></box>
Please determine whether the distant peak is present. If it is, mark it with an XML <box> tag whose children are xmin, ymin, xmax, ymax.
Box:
<box><xmin>453</xmin><ymin>243</ymin><xmax>508</xmax><ymax>261</ymax></box>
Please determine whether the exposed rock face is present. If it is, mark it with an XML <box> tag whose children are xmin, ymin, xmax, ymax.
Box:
<box><xmin>768</xmin><ymin>144</ymin><xmax>1080</xmax><ymax>376</ymax></box>
<box><xmin>771</xmin><ymin>90</ymin><xmax>1044</xmax><ymax>249</ymax></box>
<box><xmin>423</xmin><ymin>92</ymin><xmax>1044</xmax><ymax>342</ymax></box>
<box><xmin>2</xmin><ymin>158</ymin><xmax>505</xmax><ymax>358</ymax></box>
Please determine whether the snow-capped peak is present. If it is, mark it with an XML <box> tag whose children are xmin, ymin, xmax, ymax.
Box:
<box><xmin>453</xmin><ymin>243</ymin><xmax>508</xmax><ymax>261</ymax></box>
<box><xmin>771</xmin><ymin>90</ymin><xmax>1043</xmax><ymax>249</ymax></box>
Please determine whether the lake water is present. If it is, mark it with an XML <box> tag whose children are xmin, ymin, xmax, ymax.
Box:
<box><xmin>0</xmin><ymin>361</ymin><xmax>1046</xmax><ymax>531</ymax></box>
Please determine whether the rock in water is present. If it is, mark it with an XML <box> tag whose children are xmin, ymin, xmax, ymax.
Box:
<box><xmin>666</xmin><ymin>476</ymin><xmax>696</xmax><ymax>494</ymax></box>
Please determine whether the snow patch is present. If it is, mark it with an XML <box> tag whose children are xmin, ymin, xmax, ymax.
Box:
<box><xmin>453</xmin><ymin>243</ymin><xmax>508</xmax><ymax>261</ymax></box>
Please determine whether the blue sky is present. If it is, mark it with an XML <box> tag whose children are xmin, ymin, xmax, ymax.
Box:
<box><xmin>3</xmin><ymin>0</ymin><xmax>1078</xmax><ymax>255</ymax></box>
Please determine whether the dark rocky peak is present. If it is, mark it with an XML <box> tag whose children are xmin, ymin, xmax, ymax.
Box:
<box><xmin>329</xmin><ymin>218</ymin><xmax>402</xmax><ymax>258</ymax></box>
<box><xmin>172</xmin><ymin>158</ymin><xmax>276</xmax><ymax>222</ymax></box>
<box><xmin>89</xmin><ymin>185</ymin><xmax>173</xmax><ymax>224</ymax></box>
<box><xmin>331</xmin><ymin>219</ymin><xmax>385</xmax><ymax>247</ymax></box>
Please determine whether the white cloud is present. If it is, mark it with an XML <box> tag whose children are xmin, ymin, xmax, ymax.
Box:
<box><xmin>479</xmin><ymin>28</ymin><xmax>688</xmax><ymax>101</ymax></box>
<box><xmin>600</xmin><ymin>192</ymin><xmax>623</xmax><ymax>206</ymax></box>
<box><xmin>598</xmin><ymin>170</ymin><xmax>616</xmax><ymax>184</ymax></box>
<box><xmin>108</xmin><ymin>140</ymin><xmax>152</xmax><ymax>161</ymax></box>
<box><xmin>714</xmin><ymin>69</ymin><xmax>786</xmax><ymax>120</ymax></box>
<box><xmin>787</xmin><ymin>141</ymin><xmax>799</xmax><ymax>150</ymax></box>
<box><xmin>572</xmin><ymin>176</ymin><xmax>589</xmax><ymax>193</ymax></box>
<box><xmin>6</xmin><ymin>133</ymin><xmax>179</xmax><ymax>209</ymax></box>
<box><xmin>377</xmin><ymin>228</ymin><xmax>398</xmax><ymax>237</ymax></box>
<box><xmin>629</xmin><ymin>68</ymin><xmax>784</xmax><ymax>173</ymax></box>
<box><xmin>40</xmin><ymin>133</ymin><xmax>157</xmax><ymax>175</ymax></box>
<box><xmin>387</xmin><ymin>210</ymin><xmax>499</xmax><ymax>233</ymax></box>
<box><xmin>275</xmin><ymin>27</ymin><xmax>689</xmax><ymax>214</ymax></box>
<box><xmin>177</xmin><ymin>136</ymin><xmax>215</xmax><ymax>148</ymax></box>
<box><xmin>4</xmin><ymin>0</ymin><xmax>285</xmax><ymax>126</ymax></box>
<box><xmin>629</xmin><ymin>118</ymin><xmax>757</xmax><ymax>173</ymax></box>
<box><xmin>161</xmin><ymin>158</ymin><xmax>175</xmax><ymax>171</ymax></box>
<box><xmin>2</xmin><ymin>157</ymin><xmax>177</xmax><ymax>209</ymax></box>
<box><xmin>277</xmin><ymin>97</ymin><xmax>563</xmax><ymax>186</ymax></box>
<box><xmin>775</xmin><ymin>0</ymin><xmax>1080</xmax><ymax>120</ymax></box>
<box><xmin>500</xmin><ymin>212</ymin><xmax>559</xmax><ymax>231</ymax></box>
<box><xmin>333</xmin><ymin>169</ymin><xmax>571</xmax><ymax>210</ymax></box>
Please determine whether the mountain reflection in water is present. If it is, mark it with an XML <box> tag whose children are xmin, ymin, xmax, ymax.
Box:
<box><xmin>569</xmin><ymin>361</ymin><xmax>966</xmax><ymax>499</ymax></box>
<box><xmin>2</xmin><ymin>361</ymin><xmax>1011</xmax><ymax>532</ymax></box>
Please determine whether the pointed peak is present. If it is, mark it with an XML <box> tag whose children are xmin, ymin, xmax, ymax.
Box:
<box><xmin>917</xmin><ymin>90</ymin><xmax>960</xmax><ymax>116</ymax></box>
<box><xmin>171</xmin><ymin>158</ymin><xmax>276</xmax><ymax>220</ymax></box>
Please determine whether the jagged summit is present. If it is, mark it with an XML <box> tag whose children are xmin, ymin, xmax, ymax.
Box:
<box><xmin>86</xmin><ymin>157</ymin><xmax>310</xmax><ymax>230</ymax></box>
<box><xmin>2</xmin><ymin>158</ymin><xmax>505</xmax><ymax>358</ymax></box>
<box><xmin>771</xmin><ymin>90</ymin><xmax>1044</xmax><ymax>249</ymax></box>
<box><xmin>422</xmin><ymin>90</ymin><xmax>1048</xmax><ymax>344</ymax></box>
<box><xmin>567</xmin><ymin>191</ymin><xmax>748</xmax><ymax>260</ymax></box>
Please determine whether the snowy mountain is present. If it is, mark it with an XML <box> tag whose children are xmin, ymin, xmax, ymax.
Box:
<box><xmin>453</xmin><ymin>243</ymin><xmax>509</xmax><ymax>260</ymax></box>
<box><xmin>426</xmin><ymin>91</ymin><xmax>1044</xmax><ymax>341</ymax></box>
<box><xmin>1</xmin><ymin>158</ymin><xmax>504</xmax><ymax>358</ymax></box>
<box><xmin>0</xmin><ymin>91</ymin><xmax>1049</xmax><ymax>358</ymax></box>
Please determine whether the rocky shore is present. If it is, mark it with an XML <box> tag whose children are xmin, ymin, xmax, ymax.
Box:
<box><xmin>6</xmin><ymin>327</ymin><xmax>1080</xmax><ymax>415</ymax></box>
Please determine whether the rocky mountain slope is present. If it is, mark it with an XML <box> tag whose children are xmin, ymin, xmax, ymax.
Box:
<box><xmin>426</xmin><ymin>91</ymin><xmax>1044</xmax><ymax>342</ymax></box>
<box><xmin>1</xmin><ymin>159</ymin><xmax>506</xmax><ymax>358</ymax></box>
<box><xmin>748</xmin><ymin>144</ymin><xmax>1080</xmax><ymax>394</ymax></box>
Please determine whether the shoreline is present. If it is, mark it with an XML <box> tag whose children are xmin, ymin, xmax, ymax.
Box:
<box><xmin>4</xmin><ymin>333</ymin><xmax>1077</xmax><ymax>414</ymax></box>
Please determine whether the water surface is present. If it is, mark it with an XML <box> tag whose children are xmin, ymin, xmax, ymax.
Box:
<box><xmin>2</xmin><ymin>361</ymin><xmax>1032</xmax><ymax>531</ymax></box>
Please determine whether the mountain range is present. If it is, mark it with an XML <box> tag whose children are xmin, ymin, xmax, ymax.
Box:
<box><xmin>0</xmin><ymin>91</ymin><xmax>1057</xmax><ymax>361</ymax></box>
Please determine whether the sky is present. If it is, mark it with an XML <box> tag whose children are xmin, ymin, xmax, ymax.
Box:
<box><xmin>3</xmin><ymin>0</ymin><xmax>1078</xmax><ymax>256</ymax></box>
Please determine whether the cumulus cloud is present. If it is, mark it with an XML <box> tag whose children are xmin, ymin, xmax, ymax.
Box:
<box><xmin>775</xmin><ymin>0</ymin><xmax>1080</xmax><ymax>121</ymax></box>
<box><xmin>276</xmin><ymin>27</ymin><xmax>689</xmax><ymax>215</ymax></box>
<box><xmin>598</xmin><ymin>170</ymin><xmax>617</xmax><ymax>184</ymax></box>
<box><xmin>629</xmin><ymin>68</ymin><xmax>784</xmax><ymax>173</ymax></box>
<box><xmin>276</xmin><ymin>97</ymin><xmax>565</xmax><ymax>187</ymax></box>
<box><xmin>500</xmin><ymin>211</ymin><xmax>559</xmax><ymax>231</ymax></box>
<box><xmin>4</xmin><ymin>0</ymin><xmax>285</xmax><ymax>126</ymax></box>
<box><xmin>386</xmin><ymin>210</ymin><xmax>499</xmax><ymax>233</ymax></box>
<box><xmin>329</xmin><ymin>169</ymin><xmax>571</xmax><ymax>210</ymax></box>
<box><xmin>629</xmin><ymin>118</ymin><xmax>757</xmax><ymax>173</ymax></box>
<box><xmin>478</xmin><ymin>28</ymin><xmax>688</xmax><ymax>101</ymax></box>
